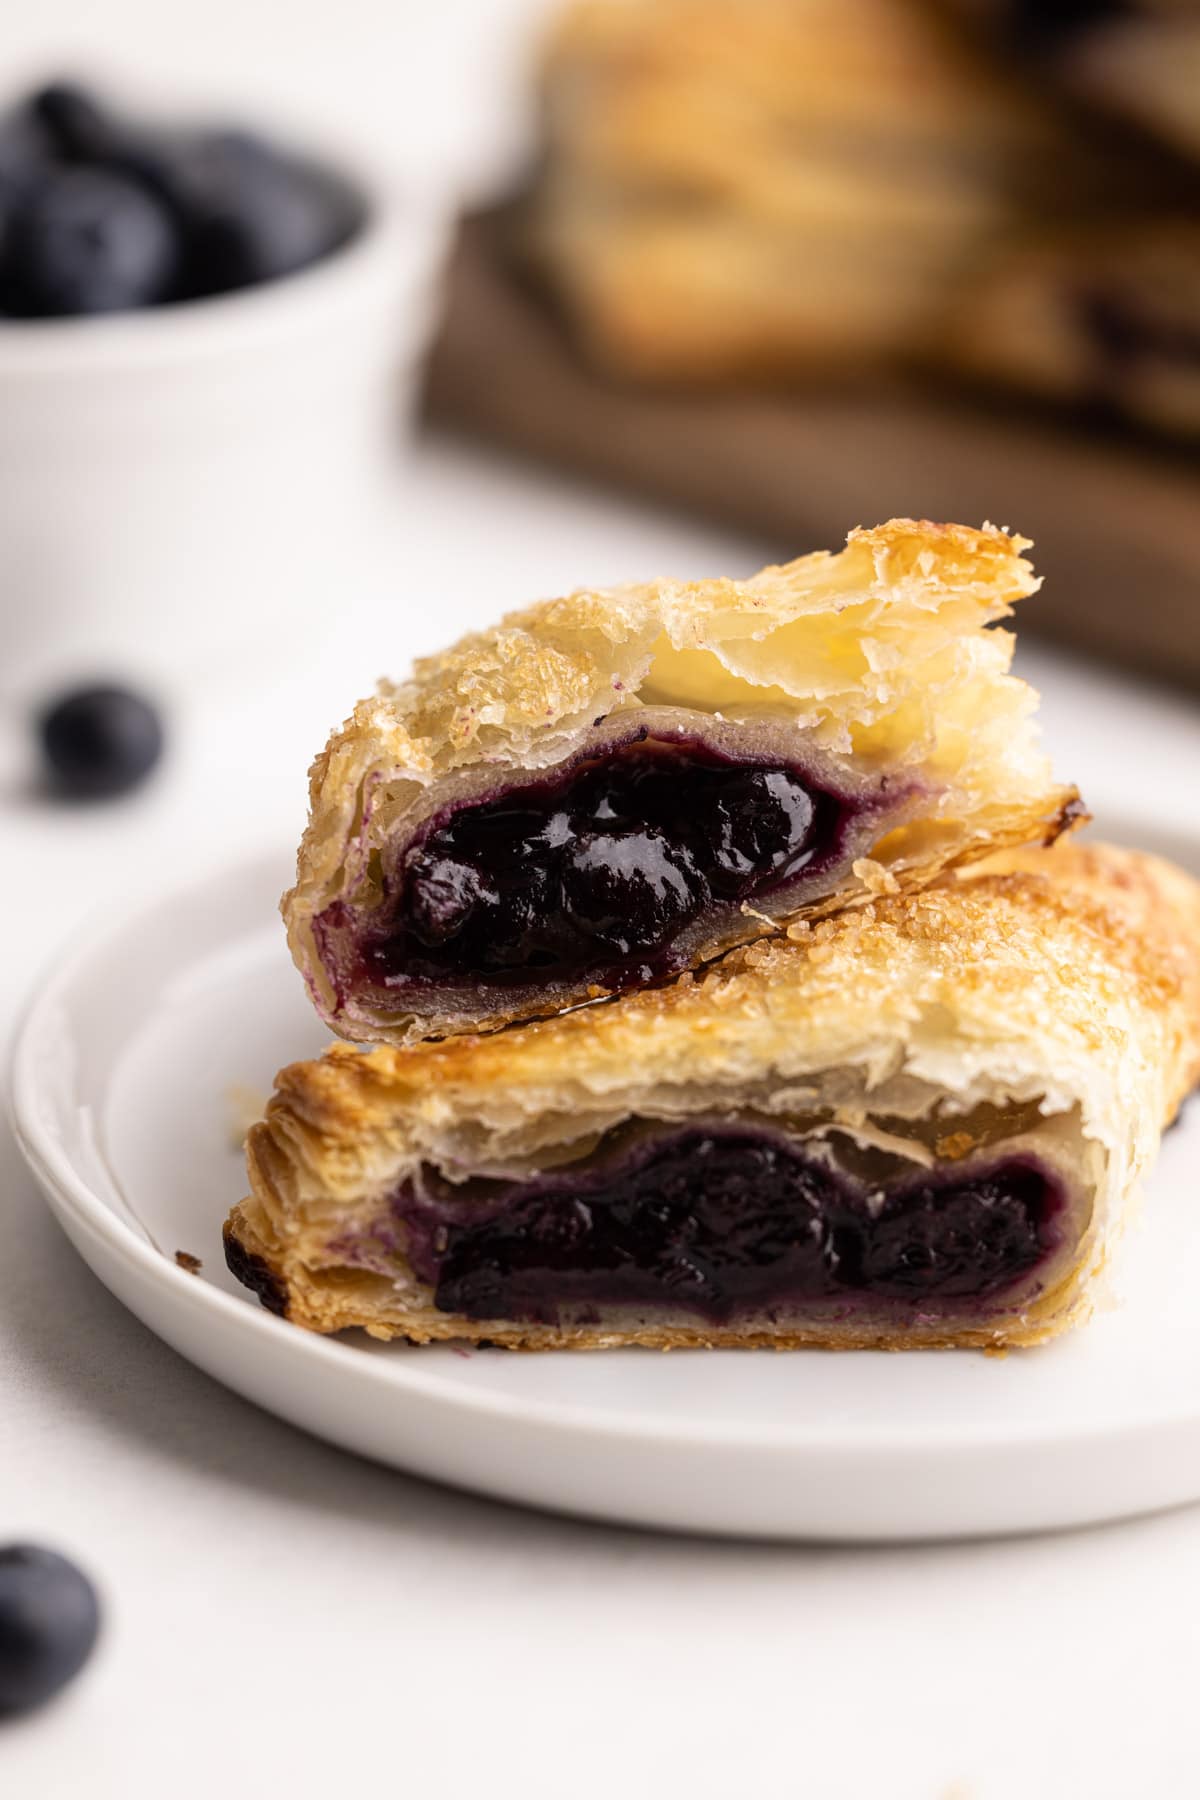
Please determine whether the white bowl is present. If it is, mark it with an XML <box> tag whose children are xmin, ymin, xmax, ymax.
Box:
<box><xmin>0</xmin><ymin>130</ymin><xmax>444</xmax><ymax>693</ymax></box>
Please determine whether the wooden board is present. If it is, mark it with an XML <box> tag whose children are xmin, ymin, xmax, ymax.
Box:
<box><xmin>422</xmin><ymin>211</ymin><xmax>1200</xmax><ymax>691</ymax></box>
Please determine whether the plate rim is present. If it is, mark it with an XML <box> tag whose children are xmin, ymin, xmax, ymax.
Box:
<box><xmin>10</xmin><ymin>827</ymin><xmax>1200</xmax><ymax>1463</ymax></box>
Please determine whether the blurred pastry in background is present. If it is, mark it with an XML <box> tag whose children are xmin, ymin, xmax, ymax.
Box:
<box><xmin>942</xmin><ymin>220</ymin><xmax>1200</xmax><ymax>438</ymax></box>
<box><xmin>524</xmin><ymin>0</ymin><xmax>1200</xmax><ymax>437</ymax></box>
<box><xmin>530</xmin><ymin>0</ymin><xmax>1066</xmax><ymax>378</ymax></box>
<box><xmin>945</xmin><ymin>0</ymin><xmax>1200</xmax><ymax>170</ymax></box>
<box><xmin>1062</xmin><ymin>11</ymin><xmax>1200</xmax><ymax>169</ymax></box>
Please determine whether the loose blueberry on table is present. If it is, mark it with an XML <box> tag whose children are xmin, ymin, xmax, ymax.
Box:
<box><xmin>38</xmin><ymin>683</ymin><xmax>164</xmax><ymax>799</ymax></box>
<box><xmin>0</xmin><ymin>1546</ymin><xmax>100</xmax><ymax>1717</ymax></box>
<box><xmin>0</xmin><ymin>80</ymin><xmax>362</xmax><ymax>318</ymax></box>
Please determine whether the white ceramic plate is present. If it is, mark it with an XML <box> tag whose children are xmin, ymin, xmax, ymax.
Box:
<box><xmin>11</xmin><ymin>816</ymin><xmax>1200</xmax><ymax>1542</ymax></box>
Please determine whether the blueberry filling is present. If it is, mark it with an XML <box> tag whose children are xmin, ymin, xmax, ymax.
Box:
<box><xmin>391</xmin><ymin>1125</ymin><xmax>1067</xmax><ymax>1326</ymax></box>
<box><xmin>354</xmin><ymin>736</ymin><xmax>862</xmax><ymax>996</ymax></box>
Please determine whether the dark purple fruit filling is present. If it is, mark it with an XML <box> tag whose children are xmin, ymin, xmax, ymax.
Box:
<box><xmin>392</xmin><ymin>1125</ymin><xmax>1066</xmax><ymax>1326</ymax></box>
<box><xmin>357</xmin><ymin>736</ymin><xmax>862</xmax><ymax>994</ymax></box>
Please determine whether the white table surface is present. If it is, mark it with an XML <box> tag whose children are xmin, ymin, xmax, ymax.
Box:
<box><xmin>4</xmin><ymin>5</ymin><xmax>1200</xmax><ymax>1795</ymax></box>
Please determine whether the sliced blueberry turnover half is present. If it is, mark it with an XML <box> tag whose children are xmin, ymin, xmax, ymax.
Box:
<box><xmin>230</xmin><ymin>842</ymin><xmax>1200</xmax><ymax>1351</ymax></box>
<box><xmin>283</xmin><ymin>519</ymin><xmax>1080</xmax><ymax>1044</ymax></box>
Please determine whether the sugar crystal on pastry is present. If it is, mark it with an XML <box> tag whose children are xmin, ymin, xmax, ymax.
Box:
<box><xmin>285</xmin><ymin>519</ymin><xmax>1079</xmax><ymax>1044</ymax></box>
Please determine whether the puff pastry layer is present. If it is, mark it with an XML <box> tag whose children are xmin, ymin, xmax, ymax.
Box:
<box><xmin>233</xmin><ymin>840</ymin><xmax>1200</xmax><ymax>1351</ymax></box>
<box><xmin>285</xmin><ymin>519</ymin><xmax>1078</xmax><ymax>1044</ymax></box>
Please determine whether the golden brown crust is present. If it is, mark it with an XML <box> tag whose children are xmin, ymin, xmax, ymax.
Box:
<box><xmin>283</xmin><ymin>518</ymin><xmax>1076</xmax><ymax>1043</ymax></box>
<box><xmin>231</xmin><ymin>840</ymin><xmax>1200</xmax><ymax>1353</ymax></box>
<box><xmin>541</xmin><ymin>0</ymin><xmax>1042</xmax><ymax>151</ymax></box>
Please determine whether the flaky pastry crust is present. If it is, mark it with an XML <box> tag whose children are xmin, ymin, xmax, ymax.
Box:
<box><xmin>233</xmin><ymin>841</ymin><xmax>1200</xmax><ymax>1352</ymax></box>
<box><xmin>284</xmin><ymin>519</ymin><xmax>1077</xmax><ymax>1043</ymax></box>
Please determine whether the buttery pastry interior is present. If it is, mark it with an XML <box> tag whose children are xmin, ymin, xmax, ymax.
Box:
<box><xmin>231</xmin><ymin>841</ymin><xmax>1200</xmax><ymax>1352</ymax></box>
<box><xmin>284</xmin><ymin>519</ymin><xmax>1078</xmax><ymax>1045</ymax></box>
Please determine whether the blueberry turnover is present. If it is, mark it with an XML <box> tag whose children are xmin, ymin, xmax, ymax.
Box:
<box><xmin>230</xmin><ymin>841</ymin><xmax>1200</xmax><ymax>1351</ymax></box>
<box><xmin>284</xmin><ymin>519</ymin><xmax>1079</xmax><ymax>1044</ymax></box>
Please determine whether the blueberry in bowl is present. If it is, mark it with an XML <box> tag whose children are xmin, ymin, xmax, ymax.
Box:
<box><xmin>0</xmin><ymin>80</ymin><xmax>364</xmax><ymax>317</ymax></box>
<box><xmin>0</xmin><ymin>76</ymin><xmax>435</xmax><ymax>691</ymax></box>
<box><xmin>1</xmin><ymin>166</ymin><xmax>181</xmax><ymax>318</ymax></box>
